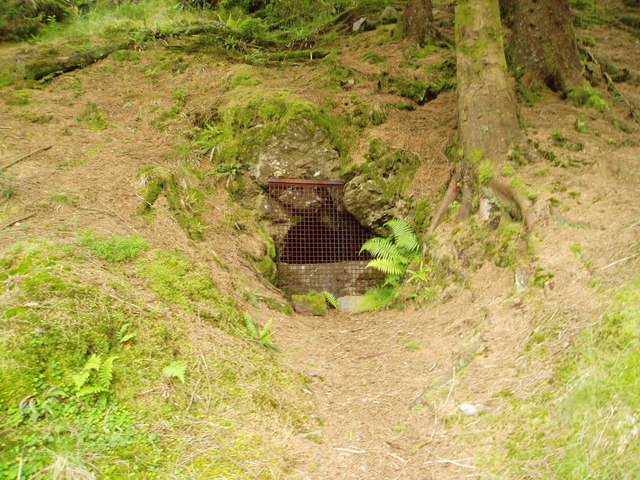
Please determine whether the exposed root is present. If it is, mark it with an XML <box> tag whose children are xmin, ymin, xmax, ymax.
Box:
<box><xmin>424</xmin><ymin>174</ymin><xmax>458</xmax><ymax>242</ymax></box>
<box><xmin>487</xmin><ymin>178</ymin><xmax>536</xmax><ymax>229</ymax></box>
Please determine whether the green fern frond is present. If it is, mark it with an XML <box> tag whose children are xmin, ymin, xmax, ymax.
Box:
<box><xmin>72</xmin><ymin>371</ymin><xmax>91</xmax><ymax>389</ymax></box>
<box><xmin>117</xmin><ymin>323</ymin><xmax>137</xmax><ymax>343</ymax></box>
<box><xmin>77</xmin><ymin>385</ymin><xmax>108</xmax><ymax>397</ymax></box>
<box><xmin>163</xmin><ymin>360</ymin><xmax>187</xmax><ymax>383</ymax></box>
<box><xmin>360</xmin><ymin>237</ymin><xmax>404</xmax><ymax>261</ymax></box>
<box><xmin>322</xmin><ymin>291</ymin><xmax>339</xmax><ymax>309</ymax></box>
<box><xmin>84</xmin><ymin>354</ymin><xmax>102</xmax><ymax>372</ymax></box>
<box><xmin>259</xmin><ymin>319</ymin><xmax>273</xmax><ymax>341</ymax></box>
<box><xmin>367</xmin><ymin>258</ymin><xmax>406</xmax><ymax>276</ymax></box>
<box><xmin>385</xmin><ymin>219</ymin><xmax>419</xmax><ymax>253</ymax></box>
<box><xmin>244</xmin><ymin>313</ymin><xmax>258</xmax><ymax>338</ymax></box>
<box><xmin>98</xmin><ymin>356</ymin><xmax>118</xmax><ymax>389</ymax></box>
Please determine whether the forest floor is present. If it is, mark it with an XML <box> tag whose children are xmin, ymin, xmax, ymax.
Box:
<box><xmin>1</xmin><ymin>1</ymin><xmax>639</xmax><ymax>478</ymax></box>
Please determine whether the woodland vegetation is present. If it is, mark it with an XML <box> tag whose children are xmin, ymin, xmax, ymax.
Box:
<box><xmin>1</xmin><ymin>0</ymin><xmax>639</xmax><ymax>478</ymax></box>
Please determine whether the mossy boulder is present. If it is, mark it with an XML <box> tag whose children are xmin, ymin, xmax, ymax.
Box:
<box><xmin>192</xmin><ymin>90</ymin><xmax>344</xmax><ymax>211</ymax></box>
<box><xmin>292</xmin><ymin>293</ymin><xmax>328</xmax><ymax>316</ymax></box>
<box><xmin>343</xmin><ymin>139</ymin><xmax>422</xmax><ymax>234</ymax></box>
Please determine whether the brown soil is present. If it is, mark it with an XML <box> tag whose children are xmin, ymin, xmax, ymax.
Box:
<box><xmin>1</xmin><ymin>2</ymin><xmax>639</xmax><ymax>478</ymax></box>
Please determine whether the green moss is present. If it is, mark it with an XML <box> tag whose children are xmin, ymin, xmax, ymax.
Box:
<box><xmin>349</xmin><ymin>102</ymin><xmax>387</xmax><ymax>127</ymax></box>
<box><xmin>259</xmin><ymin>296</ymin><xmax>293</xmax><ymax>315</ymax></box>
<box><xmin>0</xmin><ymin>239</ymin><xmax>310</xmax><ymax>478</ymax></box>
<box><xmin>138</xmin><ymin>166</ymin><xmax>207</xmax><ymax>241</ymax></box>
<box><xmin>256</xmin><ymin>255</ymin><xmax>277</xmax><ymax>283</ymax></box>
<box><xmin>493</xmin><ymin>218</ymin><xmax>525</xmax><ymax>267</ymax></box>
<box><xmin>413</xmin><ymin>199</ymin><xmax>432</xmax><ymax>236</ymax></box>
<box><xmin>292</xmin><ymin>293</ymin><xmax>328</xmax><ymax>316</ymax></box>
<box><xmin>344</xmin><ymin>138</ymin><xmax>420</xmax><ymax>203</ymax></box>
<box><xmin>478</xmin><ymin>159</ymin><xmax>495</xmax><ymax>185</ymax></box>
<box><xmin>193</xmin><ymin>89</ymin><xmax>346</xmax><ymax>168</ymax></box>
<box><xmin>566</xmin><ymin>86</ymin><xmax>609</xmax><ymax>112</ymax></box>
<box><xmin>5</xmin><ymin>90</ymin><xmax>31</xmax><ymax>106</ymax></box>
<box><xmin>361</xmin><ymin>52</ymin><xmax>386</xmax><ymax>64</ymax></box>
<box><xmin>77</xmin><ymin>102</ymin><xmax>112</xmax><ymax>130</ymax></box>
<box><xmin>137</xmin><ymin>249</ymin><xmax>241</xmax><ymax>324</ymax></box>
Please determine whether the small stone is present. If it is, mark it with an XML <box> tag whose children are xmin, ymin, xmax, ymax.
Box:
<box><xmin>379</xmin><ymin>6</ymin><xmax>399</xmax><ymax>24</ymax></box>
<box><xmin>337</xmin><ymin>295</ymin><xmax>365</xmax><ymax>312</ymax></box>
<box><xmin>458</xmin><ymin>403</ymin><xmax>493</xmax><ymax>416</ymax></box>
<box><xmin>353</xmin><ymin>17</ymin><xmax>367</xmax><ymax>32</ymax></box>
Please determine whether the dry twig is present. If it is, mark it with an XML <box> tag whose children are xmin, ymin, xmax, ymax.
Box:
<box><xmin>0</xmin><ymin>145</ymin><xmax>53</xmax><ymax>173</ymax></box>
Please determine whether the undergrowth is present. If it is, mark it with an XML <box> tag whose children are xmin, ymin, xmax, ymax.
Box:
<box><xmin>0</xmin><ymin>239</ymin><xmax>310</xmax><ymax>478</ymax></box>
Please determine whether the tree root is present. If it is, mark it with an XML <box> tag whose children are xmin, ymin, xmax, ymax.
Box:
<box><xmin>410</xmin><ymin>333</ymin><xmax>485</xmax><ymax>408</ymax></box>
<box><xmin>487</xmin><ymin>178</ymin><xmax>536</xmax><ymax>229</ymax></box>
<box><xmin>424</xmin><ymin>174</ymin><xmax>458</xmax><ymax>242</ymax></box>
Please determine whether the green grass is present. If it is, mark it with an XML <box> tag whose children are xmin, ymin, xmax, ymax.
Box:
<box><xmin>485</xmin><ymin>275</ymin><xmax>640</xmax><ymax>479</ymax></box>
<box><xmin>35</xmin><ymin>0</ymin><xmax>218</xmax><ymax>43</ymax></box>
<box><xmin>79</xmin><ymin>230</ymin><xmax>150</xmax><ymax>262</ymax></box>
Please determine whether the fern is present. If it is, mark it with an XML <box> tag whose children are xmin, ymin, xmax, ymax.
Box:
<box><xmin>72</xmin><ymin>355</ymin><xmax>117</xmax><ymax>397</ymax></box>
<box><xmin>116</xmin><ymin>323</ymin><xmax>137</xmax><ymax>343</ymax></box>
<box><xmin>98</xmin><ymin>356</ymin><xmax>117</xmax><ymax>389</ymax></box>
<box><xmin>367</xmin><ymin>258</ymin><xmax>407</xmax><ymax>276</ymax></box>
<box><xmin>84</xmin><ymin>354</ymin><xmax>102</xmax><ymax>372</ymax></box>
<box><xmin>386</xmin><ymin>219</ymin><xmax>419</xmax><ymax>253</ymax></box>
<box><xmin>360</xmin><ymin>237</ymin><xmax>401</xmax><ymax>261</ymax></box>
<box><xmin>321</xmin><ymin>291</ymin><xmax>339</xmax><ymax>309</ymax></box>
<box><xmin>360</xmin><ymin>219</ymin><xmax>421</xmax><ymax>288</ymax></box>
<box><xmin>163</xmin><ymin>360</ymin><xmax>187</xmax><ymax>383</ymax></box>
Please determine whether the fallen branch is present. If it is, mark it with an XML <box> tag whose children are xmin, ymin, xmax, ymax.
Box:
<box><xmin>0</xmin><ymin>145</ymin><xmax>53</xmax><ymax>173</ymax></box>
<box><xmin>1</xmin><ymin>213</ymin><xmax>36</xmax><ymax>230</ymax></box>
<box><xmin>585</xmin><ymin>49</ymin><xmax>640</xmax><ymax>122</ymax></box>
<box><xmin>265</xmin><ymin>49</ymin><xmax>332</xmax><ymax>61</ymax></box>
<box><xmin>333</xmin><ymin>446</ymin><xmax>367</xmax><ymax>454</ymax></box>
<box><xmin>424</xmin><ymin>458</ymin><xmax>476</xmax><ymax>469</ymax></box>
<box><xmin>24</xmin><ymin>23</ymin><xmax>259</xmax><ymax>82</ymax></box>
<box><xmin>600</xmin><ymin>252</ymin><xmax>640</xmax><ymax>270</ymax></box>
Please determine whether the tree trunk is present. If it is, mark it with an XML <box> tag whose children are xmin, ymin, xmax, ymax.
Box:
<box><xmin>509</xmin><ymin>0</ymin><xmax>582</xmax><ymax>91</ymax></box>
<box><xmin>400</xmin><ymin>0</ymin><xmax>438</xmax><ymax>44</ymax></box>
<box><xmin>456</xmin><ymin>0</ymin><xmax>521</xmax><ymax>188</ymax></box>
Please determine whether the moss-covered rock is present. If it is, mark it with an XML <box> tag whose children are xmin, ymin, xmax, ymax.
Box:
<box><xmin>256</xmin><ymin>255</ymin><xmax>277</xmax><ymax>283</ymax></box>
<box><xmin>343</xmin><ymin>139</ymin><xmax>422</xmax><ymax>233</ymax></box>
<box><xmin>258</xmin><ymin>295</ymin><xmax>293</xmax><ymax>315</ymax></box>
<box><xmin>191</xmin><ymin>90</ymin><xmax>347</xmax><ymax>211</ymax></box>
<box><xmin>292</xmin><ymin>293</ymin><xmax>328</xmax><ymax>316</ymax></box>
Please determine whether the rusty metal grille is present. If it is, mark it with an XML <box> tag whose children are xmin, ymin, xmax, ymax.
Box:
<box><xmin>267</xmin><ymin>178</ymin><xmax>382</xmax><ymax>297</ymax></box>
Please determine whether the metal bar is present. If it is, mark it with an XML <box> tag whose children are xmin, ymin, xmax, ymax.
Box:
<box><xmin>268</xmin><ymin>178</ymin><xmax>345</xmax><ymax>186</ymax></box>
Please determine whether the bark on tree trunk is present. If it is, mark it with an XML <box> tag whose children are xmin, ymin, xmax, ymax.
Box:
<box><xmin>508</xmin><ymin>0</ymin><xmax>582</xmax><ymax>91</ymax></box>
<box><xmin>400</xmin><ymin>0</ymin><xmax>438</xmax><ymax>44</ymax></box>
<box><xmin>456</xmin><ymin>0</ymin><xmax>521</xmax><ymax>176</ymax></box>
